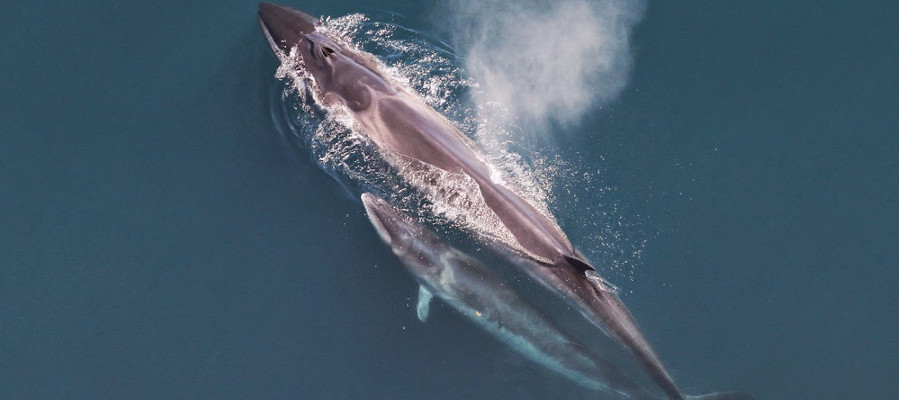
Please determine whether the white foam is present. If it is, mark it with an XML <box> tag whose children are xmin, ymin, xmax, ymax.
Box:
<box><xmin>273</xmin><ymin>15</ymin><xmax>563</xmax><ymax>242</ymax></box>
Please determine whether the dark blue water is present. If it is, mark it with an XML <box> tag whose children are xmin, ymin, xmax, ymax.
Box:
<box><xmin>0</xmin><ymin>1</ymin><xmax>895</xmax><ymax>399</ymax></box>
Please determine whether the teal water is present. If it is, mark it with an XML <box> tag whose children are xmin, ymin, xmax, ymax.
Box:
<box><xmin>0</xmin><ymin>1</ymin><xmax>895</xmax><ymax>399</ymax></box>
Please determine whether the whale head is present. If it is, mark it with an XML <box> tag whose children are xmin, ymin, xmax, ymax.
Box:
<box><xmin>258</xmin><ymin>3</ymin><xmax>319</xmax><ymax>56</ymax></box>
<box><xmin>259</xmin><ymin>3</ymin><xmax>389</xmax><ymax>110</ymax></box>
<box><xmin>360</xmin><ymin>193</ymin><xmax>449</xmax><ymax>283</ymax></box>
<box><xmin>258</xmin><ymin>5</ymin><xmax>341</xmax><ymax>89</ymax></box>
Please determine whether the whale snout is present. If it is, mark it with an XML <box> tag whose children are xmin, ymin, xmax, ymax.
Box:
<box><xmin>258</xmin><ymin>3</ymin><xmax>320</xmax><ymax>54</ymax></box>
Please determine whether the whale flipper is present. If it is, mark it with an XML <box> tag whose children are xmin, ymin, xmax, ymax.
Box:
<box><xmin>416</xmin><ymin>285</ymin><xmax>434</xmax><ymax>322</ymax></box>
<box><xmin>261</xmin><ymin>7</ymin><xmax>750</xmax><ymax>399</ymax></box>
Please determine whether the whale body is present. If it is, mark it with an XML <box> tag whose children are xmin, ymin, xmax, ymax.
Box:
<box><xmin>259</xmin><ymin>5</ymin><xmax>751</xmax><ymax>400</ymax></box>
<box><xmin>362</xmin><ymin>192</ymin><xmax>656</xmax><ymax>399</ymax></box>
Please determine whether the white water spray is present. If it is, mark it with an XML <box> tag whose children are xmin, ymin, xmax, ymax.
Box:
<box><xmin>443</xmin><ymin>0</ymin><xmax>645</xmax><ymax>130</ymax></box>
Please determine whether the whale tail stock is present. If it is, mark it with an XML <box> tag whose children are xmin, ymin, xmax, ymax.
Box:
<box><xmin>560</xmin><ymin>256</ymin><xmax>753</xmax><ymax>400</ymax></box>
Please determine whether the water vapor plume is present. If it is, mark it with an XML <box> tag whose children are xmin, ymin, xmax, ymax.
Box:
<box><xmin>442</xmin><ymin>0</ymin><xmax>645</xmax><ymax>131</ymax></box>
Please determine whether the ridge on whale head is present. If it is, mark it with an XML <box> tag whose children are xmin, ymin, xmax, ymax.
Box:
<box><xmin>258</xmin><ymin>3</ymin><xmax>393</xmax><ymax>110</ymax></box>
<box><xmin>258</xmin><ymin>3</ymin><xmax>318</xmax><ymax>54</ymax></box>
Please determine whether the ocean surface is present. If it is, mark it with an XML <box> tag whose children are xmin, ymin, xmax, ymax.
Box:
<box><xmin>0</xmin><ymin>1</ymin><xmax>896</xmax><ymax>399</ymax></box>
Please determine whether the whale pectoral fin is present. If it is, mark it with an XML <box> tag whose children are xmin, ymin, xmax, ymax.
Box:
<box><xmin>416</xmin><ymin>285</ymin><xmax>434</xmax><ymax>322</ymax></box>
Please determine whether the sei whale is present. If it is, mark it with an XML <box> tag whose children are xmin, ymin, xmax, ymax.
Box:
<box><xmin>259</xmin><ymin>5</ymin><xmax>751</xmax><ymax>400</ymax></box>
<box><xmin>362</xmin><ymin>192</ymin><xmax>656</xmax><ymax>399</ymax></box>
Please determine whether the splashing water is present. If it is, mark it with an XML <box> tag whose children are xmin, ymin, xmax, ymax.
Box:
<box><xmin>267</xmin><ymin>13</ymin><xmax>648</xmax><ymax>284</ymax></box>
<box><xmin>269</xmin><ymin>14</ymin><xmax>553</xmax><ymax>227</ymax></box>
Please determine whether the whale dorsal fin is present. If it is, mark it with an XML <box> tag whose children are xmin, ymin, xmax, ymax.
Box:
<box><xmin>563</xmin><ymin>255</ymin><xmax>595</xmax><ymax>273</ymax></box>
<box><xmin>416</xmin><ymin>285</ymin><xmax>434</xmax><ymax>322</ymax></box>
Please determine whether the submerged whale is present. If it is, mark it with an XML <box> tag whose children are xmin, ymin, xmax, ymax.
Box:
<box><xmin>259</xmin><ymin>4</ymin><xmax>750</xmax><ymax>400</ymax></box>
<box><xmin>362</xmin><ymin>192</ymin><xmax>655</xmax><ymax>399</ymax></box>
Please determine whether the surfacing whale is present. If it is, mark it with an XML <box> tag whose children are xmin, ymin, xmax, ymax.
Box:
<box><xmin>259</xmin><ymin>5</ymin><xmax>751</xmax><ymax>400</ymax></box>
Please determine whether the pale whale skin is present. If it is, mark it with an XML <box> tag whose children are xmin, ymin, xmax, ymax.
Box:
<box><xmin>362</xmin><ymin>193</ymin><xmax>656</xmax><ymax>399</ymax></box>
<box><xmin>258</xmin><ymin>4</ymin><xmax>740</xmax><ymax>400</ymax></box>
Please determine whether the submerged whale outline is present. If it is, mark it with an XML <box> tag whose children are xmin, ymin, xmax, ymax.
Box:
<box><xmin>258</xmin><ymin>5</ymin><xmax>751</xmax><ymax>400</ymax></box>
<box><xmin>362</xmin><ymin>192</ymin><xmax>656</xmax><ymax>399</ymax></box>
